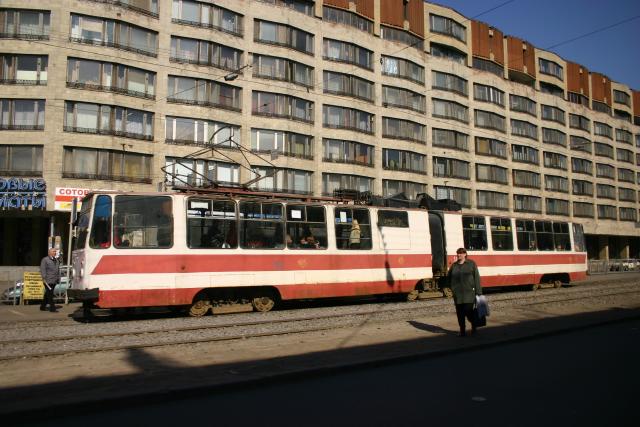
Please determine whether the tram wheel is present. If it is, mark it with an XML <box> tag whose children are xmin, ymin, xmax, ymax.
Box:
<box><xmin>406</xmin><ymin>290</ymin><xmax>419</xmax><ymax>301</ymax></box>
<box><xmin>553</xmin><ymin>280</ymin><xmax>562</xmax><ymax>289</ymax></box>
<box><xmin>252</xmin><ymin>296</ymin><xmax>275</xmax><ymax>312</ymax></box>
<box><xmin>189</xmin><ymin>298</ymin><xmax>211</xmax><ymax>317</ymax></box>
<box><xmin>442</xmin><ymin>288</ymin><xmax>453</xmax><ymax>298</ymax></box>
<box><xmin>530</xmin><ymin>283</ymin><xmax>540</xmax><ymax>291</ymax></box>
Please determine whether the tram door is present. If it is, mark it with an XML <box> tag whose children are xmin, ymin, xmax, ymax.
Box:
<box><xmin>429</xmin><ymin>213</ymin><xmax>446</xmax><ymax>276</ymax></box>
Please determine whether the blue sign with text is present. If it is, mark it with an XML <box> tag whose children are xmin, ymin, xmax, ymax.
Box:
<box><xmin>0</xmin><ymin>178</ymin><xmax>47</xmax><ymax>209</ymax></box>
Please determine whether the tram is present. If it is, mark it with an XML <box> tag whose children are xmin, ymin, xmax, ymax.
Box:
<box><xmin>68</xmin><ymin>189</ymin><xmax>587</xmax><ymax>316</ymax></box>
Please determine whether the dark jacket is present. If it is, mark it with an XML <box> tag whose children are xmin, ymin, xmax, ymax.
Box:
<box><xmin>447</xmin><ymin>259</ymin><xmax>482</xmax><ymax>304</ymax></box>
<box><xmin>40</xmin><ymin>256</ymin><xmax>60</xmax><ymax>285</ymax></box>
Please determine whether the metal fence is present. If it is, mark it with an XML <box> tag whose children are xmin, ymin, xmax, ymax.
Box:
<box><xmin>588</xmin><ymin>259</ymin><xmax>640</xmax><ymax>274</ymax></box>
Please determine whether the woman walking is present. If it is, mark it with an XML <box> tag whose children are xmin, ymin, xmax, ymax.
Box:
<box><xmin>447</xmin><ymin>247</ymin><xmax>482</xmax><ymax>336</ymax></box>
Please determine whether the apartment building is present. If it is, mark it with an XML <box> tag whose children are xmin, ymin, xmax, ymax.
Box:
<box><xmin>0</xmin><ymin>0</ymin><xmax>639</xmax><ymax>273</ymax></box>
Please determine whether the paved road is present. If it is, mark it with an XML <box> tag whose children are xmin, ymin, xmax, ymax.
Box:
<box><xmin>23</xmin><ymin>318</ymin><xmax>639</xmax><ymax>427</ymax></box>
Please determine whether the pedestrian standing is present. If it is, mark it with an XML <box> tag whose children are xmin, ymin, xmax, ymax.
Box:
<box><xmin>447</xmin><ymin>247</ymin><xmax>482</xmax><ymax>336</ymax></box>
<box><xmin>39</xmin><ymin>248</ymin><xmax>60</xmax><ymax>312</ymax></box>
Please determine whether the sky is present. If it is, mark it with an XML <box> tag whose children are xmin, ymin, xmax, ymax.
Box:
<box><xmin>431</xmin><ymin>0</ymin><xmax>640</xmax><ymax>90</ymax></box>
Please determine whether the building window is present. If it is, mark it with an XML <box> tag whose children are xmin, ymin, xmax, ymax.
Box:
<box><xmin>571</xmin><ymin>157</ymin><xmax>593</xmax><ymax>175</ymax></box>
<box><xmin>431</xmin><ymin>71</ymin><xmax>467</xmax><ymax>96</ymax></box>
<box><xmin>165</xmin><ymin>157</ymin><xmax>240</xmax><ymax>187</ymax></box>
<box><xmin>0</xmin><ymin>9</ymin><xmax>50</xmax><ymax>39</ymax></box>
<box><xmin>168</xmin><ymin>75</ymin><xmax>241</xmax><ymax>112</ymax></box>
<box><xmin>541</xmin><ymin>104</ymin><xmax>565</xmax><ymax>125</ymax></box>
<box><xmin>257</xmin><ymin>0</ymin><xmax>314</xmax><ymax>16</ymax></box>
<box><xmin>323</xmin><ymin>6</ymin><xmax>373</xmax><ymax>34</ymax></box>
<box><xmin>513</xmin><ymin>170</ymin><xmax>540</xmax><ymax>189</ymax></box>
<box><xmin>253</xmin><ymin>129</ymin><xmax>313</xmax><ymax>160</ymax></box>
<box><xmin>595</xmin><ymin>163</ymin><xmax>615</xmax><ymax>179</ymax></box>
<box><xmin>382</xmin><ymin>149</ymin><xmax>426</xmax><ymax>174</ymax></box>
<box><xmin>322</xmin><ymin>105</ymin><xmax>373</xmax><ymax>134</ymax></box>
<box><xmin>472</xmin><ymin>57</ymin><xmax>504</xmax><ymax>78</ymax></box>
<box><xmin>250</xmin><ymin>166</ymin><xmax>313</xmax><ymax>195</ymax></box>
<box><xmin>323</xmin><ymin>38</ymin><xmax>373</xmax><ymax>70</ymax></box>
<box><xmin>254</xmin><ymin>19</ymin><xmax>314</xmax><ymax>55</ymax></box>
<box><xmin>383</xmin><ymin>85</ymin><xmax>425</xmax><ymax>113</ymax></box>
<box><xmin>594</xmin><ymin>142</ymin><xmax>614</xmax><ymax>159</ymax></box>
<box><xmin>429</xmin><ymin>14</ymin><xmax>466</xmax><ymax>42</ymax></box>
<box><xmin>0</xmin><ymin>54</ymin><xmax>47</xmax><ymax>85</ymax></box>
<box><xmin>613</xmin><ymin>89</ymin><xmax>631</xmax><ymax>106</ymax></box>
<box><xmin>432</xmin><ymin>98</ymin><xmax>468</xmax><ymax>123</ymax></box>
<box><xmin>322</xmin><ymin>172</ymin><xmax>373</xmax><ymax>195</ymax></box>
<box><xmin>254</xmin><ymin>54</ymin><xmax>313</xmax><ymax>88</ymax></box>
<box><xmin>474</xmin><ymin>110</ymin><xmax>506</xmax><ymax>132</ymax></box>
<box><xmin>618</xmin><ymin>187</ymin><xmax>636</xmax><ymax>202</ymax></box>
<box><xmin>70</xmin><ymin>14</ymin><xmax>158</xmax><ymax>57</ymax></box>
<box><xmin>538</xmin><ymin>58</ymin><xmax>563</xmax><ymax>80</ymax></box>
<box><xmin>514</xmin><ymin>194</ymin><xmax>541</xmax><ymax>213</ymax></box>
<box><xmin>165</xmin><ymin>116</ymin><xmax>239</xmax><ymax>147</ymax></box>
<box><xmin>475</xmin><ymin>137</ymin><xmax>507</xmax><ymax>159</ymax></box>
<box><xmin>383</xmin><ymin>56</ymin><xmax>425</xmax><ymax>84</ymax></box>
<box><xmin>592</xmin><ymin>101</ymin><xmax>611</xmax><ymax>115</ymax></box>
<box><xmin>473</xmin><ymin>84</ymin><xmax>504</xmax><ymax>107</ymax></box>
<box><xmin>618</xmin><ymin>168</ymin><xmax>635</xmax><ymax>183</ymax></box>
<box><xmin>568</xmin><ymin>92</ymin><xmax>589</xmax><ymax>107</ymax></box>
<box><xmin>572</xmin><ymin>179</ymin><xmax>593</xmax><ymax>196</ymax></box>
<box><xmin>573</xmin><ymin>202</ymin><xmax>594</xmax><ymax>218</ymax></box>
<box><xmin>511</xmin><ymin>119</ymin><xmax>538</xmax><ymax>140</ymax></box>
<box><xmin>569</xmin><ymin>114</ymin><xmax>590</xmax><ymax>132</ymax></box>
<box><xmin>616</xmin><ymin>128</ymin><xmax>633</xmax><ymax>145</ymax></box>
<box><xmin>324</xmin><ymin>71</ymin><xmax>374</xmax><ymax>102</ymax></box>
<box><xmin>382</xmin><ymin>180</ymin><xmax>425</xmax><ymax>200</ymax></box>
<box><xmin>0</xmin><ymin>145</ymin><xmax>42</xmax><ymax>176</ymax></box>
<box><xmin>0</xmin><ymin>99</ymin><xmax>45</xmax><ymax>130</ymax></box>
<box><xmin>477</xmin><ymin>190</ymin><xmax>508</xmax><ymax>210</ymax></box>
<box><xmin>381</xmin><ymin>25</ymin><xmax>424</xmax><ymax>50</ymax></box>
<box><xmin>512</xmin><ymin>145</ymin><xmax>539</xmax><ymax>165</ymax></box>
<box><xmin>594</xmin><ymin>122</ymin><xmax>613</xmax><ymax>139</ymax></box>
<box><xmin>67</xmin><ymin>57</ymin><xmax>155</xmax><ymax>99</ymax></box>
<box><xmin>570</xmin><ymin>135</ymin><xmax>592</xmax><ymax>154</ymax></box>
<box><xmin>434</xmin><ymin>186</ymin><xmax>471</xmax><ymax>207</ymax></box>
<box><xmin>614</xmin><ymin>109</ymin><xmax>632</xmax><ymax>123</ymax></box>
<box><xmin>544</xmin><ymin>151</ymin><xmax>567</xmax><ymax>170</ymax></box>
<box><xmin>597</xmin><ymin>205</ymin><xmax>617</xmax><ymax>220</ymax></box>
<box><xmin>432</xmin><ymin>128</ymin><xmax>468</xmax><ymax>151</ymax></box>
<box><xmin>539</xmin><ymin>82</ymin><xmax>564</xmax><ymax>98</ymax></box>
<box><xmin>64</xmin><ymin>101</ymin><xmax>153</xmax><ymax>140</ymax></box>
<box><xmin>323</xmin><ymin>139</ymin><xmax>373</xmax><ymax>166</ymax></box>
<box><xmin>546</xmin><ymin>198</ymin><xmax>569</xmax><ymax>216</ymax></box>
<box><xmin>91</xmin><ymin>0</ymin><xmax>158</xmax><ymax>17</ymax></box>
<box><xmin>619</xmin><ymin>207</ymin><xmax>637</xmax><ymax>222</ymax></box>
<box><xmin>382</xmin><ymin>117</ymin><xmax>426</xmax><ymax>144</ymax></box>
<box><xmin>542</xmin><ymin>127</ymin><xmax>566</xmax><ymax>147</ymax></box>
<box><xmin>544</xmin><ymin>175</ymin><xmax>568</xmax><ymax>193</ymax></box>
<box><xmin>476</xmin><ymin>164</ymin><xmax>508</xmax><ymax>184</ymax></box>
<box><xmin>509</xmin><ymin>94</ymin><xmax>536</xmax><ymax>116</ymax></box>
<box><xmin>433</xmin><ymin>157</ymin><xmax>469</xmax><ymax>179</ymax></box>
<box><xmin>63</xmin><ymin>146</ymin><xmax>152</xmax><ymax>183</ymax></box>
<box><xmin>170</xmin><ymin>36</ymin><xmax>242</xmax><ymax>72</ymax></box>
<box><xmin>253</xmin><ymin>91</ymin><xmax>313</xmax><ymax>123</ymax></box>
<box><xmin>617</xmin><ymin>148</ymin><xmax>634</xmax><ymax>164</ymax></box>
<box><xmin>430</xmin><ymin>42</ymin><xmax>467</xmax><ymax>65</ymax></box>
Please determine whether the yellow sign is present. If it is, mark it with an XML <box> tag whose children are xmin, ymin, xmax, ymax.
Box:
<box><xmin>23</xmin><ymin>272</ymin><xmax>44</xmax><ymax>301</ymax></box>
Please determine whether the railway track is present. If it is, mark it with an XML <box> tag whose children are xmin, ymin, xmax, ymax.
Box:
<box><xmin>1</xmin><ymin>280</ymin><xmax>638</xmax><ymax>361</ymax></box>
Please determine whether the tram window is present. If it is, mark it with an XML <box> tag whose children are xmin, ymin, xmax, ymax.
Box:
<box><xmin>335</xmin><ymin>207</ymin><xmax>372</xmax><ymax>250</ymax></box>
<box><xmin>378</xmin><ymin>210</ymin><xmax>409</xmax><ymax>228</ymax></box>
<box><xmin>74</xmin><ymin>196</ymin><xmax>92</xmax><ymax>250</ymax></box>
<box><xmin>553</xmin><ymin>222</ymin><xmax>571</xmax><ymax>251</ymax></box>
<box><xmin>286</xmin><ymin>205</ymin><xmax>327</xmax><ymax>249</ymax></box>
<box><xmin>462</xmin><ymin>216</ymin><xmax>487</xmax><ymax>251</ymax></box>
<box><xmin>535</xmin><ymin>221</ymin><xmax>554</xmax><ymax>251</ymax></box>
<box><xmin>516</xmin><ymin>220</ymin><xmax>536</xmax><ymax>250</ymax></box>
<box><xmin>239</xmin><ymin>202</ymin><xmax>284</xmax><ymax>249</ymax></box>
<box><xmin>114</xmin><ymin>196</ymin><xmax>173</xmax><ymax>248</ymax></box>
<box><xmin>572</xmin><ymin>224</ymin><xmax>585</xmax><ymax>252</ymax></box>
<box><xmin>490</xmin><ymin>217</ymin><xmax>513</xmax><ymax>251</ymax></box>
<box><xmin>187</xmin><ymin>198</ymin><xmax>237</xmax><ymax>249</ymax></box>
<box><xmin>89</xmin><ymin>195</ymin><xmax>112</xmax><ymax>249</ymax></box>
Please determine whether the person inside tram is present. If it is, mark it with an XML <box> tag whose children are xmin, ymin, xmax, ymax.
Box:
<box><xmin>300</xmin><ymin>226</ymin><xmax>320</xmax><ymax>249</ymax></box>
<box><xmin>349</xmin><ymin>219</ymin><xmax>361</xmax><ymax>249</ymax></box>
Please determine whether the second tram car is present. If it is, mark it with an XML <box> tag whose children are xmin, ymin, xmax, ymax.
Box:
<box><xmin>68</xmin><ymin>190</ymin><xmax>587</xmax><ymax>316</ymax></box>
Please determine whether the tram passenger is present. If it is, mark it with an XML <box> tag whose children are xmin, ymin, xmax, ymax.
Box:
<box><xmin>447</xmin><ymin>247</ymin><xmax>482</xmax><ymax>337</ymax></box>
<box><xmin>349</xmin><ymin>219</ymin><xmax>361</xmax><ymax>249</ymax></box>
<box><xmin>300</xmin><ymin>226</ymin><xmax>320</xmax><ymax>249</ymax></box>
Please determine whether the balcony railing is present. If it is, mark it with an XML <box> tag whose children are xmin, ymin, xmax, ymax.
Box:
<box><xmin>253</xmin><ymin>149</ymin><xmax>313</xmax><ymax>161</ymax></box>
<box><xmin>66</xmin><ymin>81</ymin><xmax>155</xmax><ymax>100</ymax></box>
<box><xmin>62</xmin><ymin>171</ymin><xmax>152</xmax><ymax>184</ymax></box>
<box><xmin>69</xmin><ymin>37</ymin><xmax>157</xmax><ymax>57</ymax></box>
<box><xmin>84</xmin><ymin>0</ymin><xmax>159</xmax><ymax>18</ymax></box>
<box><xmin>0</xmin><ymin>124</ymin><xmax>44</xmax><ymax>131</ymax></box>
<box><xmin>64</xmin><ymin>126</ymin><xmax>153</xmax><ymax>141</ymax></box>
<box><xmin>0</xmin><ymin>33</ymin><xmax>49</xmax><ymax>40</ymax></box>
<box><xmin>0</xmin><ymin>79</ymin><xmax>46</xmax><ymax>86</ymax></box>
<box><xmin>171</xmin><ymin>18</ymin><xmax>242</xmax><ymax>37</ymax></box>
<box><xmin>323</xmin><ymin>157</ymin><xmax>373</xmax><ymax>167</ymax></box>
<box><xmin>168</xmin><ymin>97</ymin><xmax>241</xmax><ymax>113</ymax></box>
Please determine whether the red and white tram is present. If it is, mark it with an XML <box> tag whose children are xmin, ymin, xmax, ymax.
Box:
<box><xmin>68</xmin><ymin>190</ymin><xmax>587</xmax><ymax>316</ymax></box>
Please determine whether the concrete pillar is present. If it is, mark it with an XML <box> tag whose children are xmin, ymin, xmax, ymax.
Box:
<box><xmin>620</xmin><ymin>237</ymin><xmax>630</xmax><ymax>259</ymax></box>
<box><xmin>598</xmin><ymin>235</ymin><xmax>609</xmax><ymax>260</ymax></box>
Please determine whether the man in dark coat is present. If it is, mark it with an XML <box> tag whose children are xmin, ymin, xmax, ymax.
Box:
<box><xmin>447</xmin><ymin>247</ymin><xmax>482</xmax><ymax>336</ymax></box>
<box><xmin>39</xmin><ymin>248</ymin><xmax>60</xmax><ymax>312</ymax></box>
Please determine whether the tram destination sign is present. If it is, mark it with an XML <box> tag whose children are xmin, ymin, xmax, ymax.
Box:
<box><xmin>0</xmin><ymin>177</ymin><xmax>46</xmax><ymax>210</ymax></box>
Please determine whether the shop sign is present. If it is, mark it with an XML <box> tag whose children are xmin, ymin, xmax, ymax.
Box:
<box><xmin>54</xmin><ymin>187</ymin><xmax>91</xmax><ymax>211</ymax></box>
<box><xmin>0</xmin><ymin>178</ymin><xmax>46</xmax><ymax>210</ymax></box>
<box><xmin>22</xmin><ymin>272</ymin><xmax>44</xmax><ymax>301</ymax></box>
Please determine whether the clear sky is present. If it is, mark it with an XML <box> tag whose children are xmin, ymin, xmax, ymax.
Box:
<box><xmin>430</xmin><ymin>0</ymin><xmax>640</xmax><ymax>90</ymax></box>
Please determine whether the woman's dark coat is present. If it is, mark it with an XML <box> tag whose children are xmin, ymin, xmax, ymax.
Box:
<box><xmin>447</xmin><ymin>259</ymin><xmax>482</xmax><ymax>304</ymax></box>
